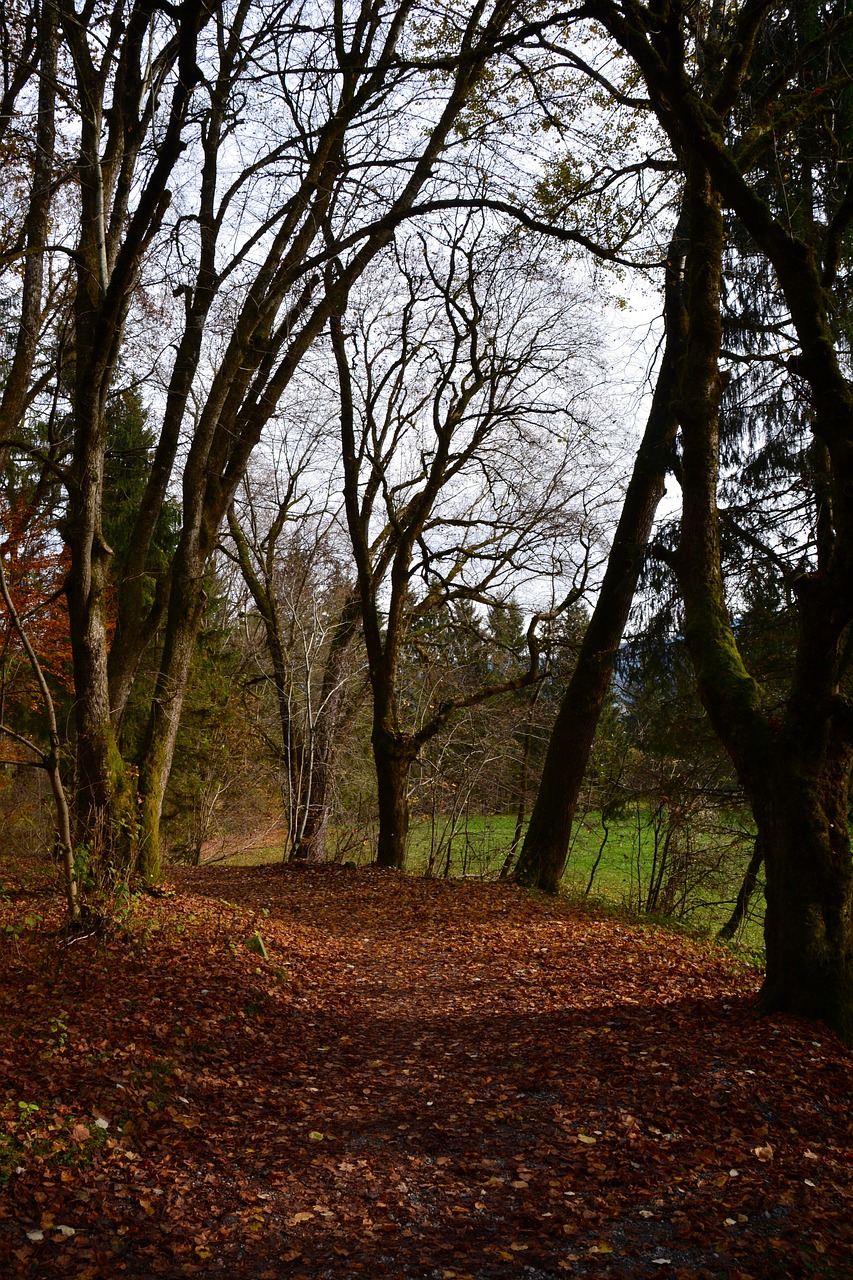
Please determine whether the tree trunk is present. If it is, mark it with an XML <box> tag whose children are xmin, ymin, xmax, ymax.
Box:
<box><xmin>374</xmin><ymin>731</ymin><xmax>415</xmax><ymax>870</ymax></box>
<box><xmin>717</xmin><ymin>836</ymin><xmax>763</xmax><ymax>941</ymax></box>
<box><xmin>292</xmin><ymin>593</ymin><xmax>362</xmax><ymax>862</ymax></box>
<box><xmin>581</xmin><ymin>0</ymin><xmax>853</xmax><ymax>1045</ymax></box>
<box><xmin>66</xmin><ymin>551</ymin><xmax>133</xmax><ymax>864</ymax></box>
<box><xmin>672</xmin><ymin>156</ymin><xmax>853</xmax><ymax>1045</ymax></box>
<box><xmin>65</xmin><ymin>383</ymin><xmax>137</xmax><ymax>868</ymax></box>
<box><xmin>292</xmin><ymin>786</ymin><xmax>330</xmax><ymax>861</ymax></box>
<box><xmin>136</xmin><ymin>554</ymin><xmax>208</xmax><ymax>880</ymax></box>
<box><xmin>513</xmin><ymin>208</ymin><xmax>687</xmax><ymax>894</ymax></box>
<box><xmin>758</xmin><ymin>753</ymin><xmax>853</xmax><ymax>1041</ymax></box>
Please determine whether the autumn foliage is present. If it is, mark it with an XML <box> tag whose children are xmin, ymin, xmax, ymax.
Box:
<box><xmin>0</xmin><ymin>499</ymin><xmax>71</xmax><ymax>738</ymax></box>
<box><xmin>1</xmin><ymin>862</ymin><xmax>851</xmax><ymax>1278</ymax></box>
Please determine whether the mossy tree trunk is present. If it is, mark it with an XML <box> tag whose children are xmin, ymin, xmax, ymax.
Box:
<box><xmin>588</xmin><ymin>0</ymin><xmax>853</xmax><ymax>1044</ymax></box>
<box><xmin>136</xmin><ymin>543</ymin><xmax>210</xmax><ymax>881</ymax></box>
<box><xmin>56</xmin><ymin>0</ymin><xmax>209</xmax><ymax>874</ymax></box>
<box><xmin>758</xmin><ymin>755</ymin><xmax>853</xmax><ymax>1039</ymax></box>
<box><xmin>674</xmin><ymin>154</ymin><xmax>853</xmax><ymax>1044</ymax></box>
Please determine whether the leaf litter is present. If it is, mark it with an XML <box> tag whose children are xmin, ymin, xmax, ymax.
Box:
<box><xmin>1</xmin><ymin>860</ymin><xmax>851</xmax><ymax>1278</ymax></box>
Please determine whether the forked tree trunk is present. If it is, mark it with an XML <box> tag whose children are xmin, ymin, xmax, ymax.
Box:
<box><xmin>292</xmin><ymin>783</ymin><xmax>331</xmax><ymax>862</ymax></box>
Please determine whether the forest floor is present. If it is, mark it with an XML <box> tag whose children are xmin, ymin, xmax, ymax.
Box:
<box><xmin>1</xmin><ymin>860</ymin><xmax>851</xmax><ymax>1280</ymax></box>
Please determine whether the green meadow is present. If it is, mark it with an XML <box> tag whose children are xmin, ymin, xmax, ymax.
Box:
<box><xmin>217</xmin><ymin>808</ymin><xmax>764</xmax><ymax>954</ymax></box>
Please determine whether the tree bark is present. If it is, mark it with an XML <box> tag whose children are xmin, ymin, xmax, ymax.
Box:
<box><xmin>374</xmin><ymin>730</ymin><xmax>417</xmax><ymax>869</ymax></box>
<box><xmin>759</xmin><ymin>756</ymin><xmax>853</xmax><ymax>1039</ymax></box>
<box><xmin>136</xmin><ymin>543</ymin><xmax>209</xmax><ymax>880</ymax></box>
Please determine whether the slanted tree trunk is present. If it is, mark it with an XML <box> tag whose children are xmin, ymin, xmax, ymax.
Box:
<box><xmin>717</xmin><ymin>836</ymin><xmax>763</xmax><ymax>941</ymax></box>
<box><xmin>502</xmin><ymin>689</ymin><xmax>540</xmax><ymax>877</ymax></box>
<box><xmin>0</xmin><ymin>546</ymin><xmax>79</xmax><ymax>922</ymax></box>
<box><xmin>513</xmin><ymin>208</ymin><xmax>687</xmax><ymax>893</ymax></box>
<box><xmin>136</xmin><ymin>544</ymin><xmax>209</xmax><ymax>880</ymax></box>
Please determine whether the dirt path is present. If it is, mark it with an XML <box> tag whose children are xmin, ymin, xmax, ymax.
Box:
<box><xmin>1</xmin><ymin>862</ymin><xmax>851</xmax><ymax>1278</ymax></box>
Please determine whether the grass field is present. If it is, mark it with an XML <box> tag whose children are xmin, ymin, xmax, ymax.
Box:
<box><xmin>213</xmin><ymin>806</ymin><xmax>765</xmax><ymax>954</ymax></box>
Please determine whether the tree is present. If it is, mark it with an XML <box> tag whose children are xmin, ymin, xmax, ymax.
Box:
<box><xmin>1</xmin><ymin>0</ymin><xmax>573</xmax><ymax>885</ymax></box>
<box><xmin>226</xmin><ymin>462</ymin><xmax>362</xmax><ymax>863</ymax></box>
<box><xmin>333</xmin><ymin>225</ymin><xmax>600</xmax><ymax>868</ymax></box>
<box><xmin>0</xmin><ymin>0</ymin><xmax>59</xmax><ymax>457</ymax></box>
<box><xmin>582</xmin><ymin>0</ymin><xmax>853</xmax><ymax>1042</ymax></box>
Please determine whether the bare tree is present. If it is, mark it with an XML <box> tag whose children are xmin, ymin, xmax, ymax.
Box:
<box><xmin>332</xmin><ymin>223</ymin><xmax>603</xmax><ymax>868</ymax></box>
<box><xmin>1</xmin><ymin>0</ymin><xmax>570</xmax><ymax>884</ymax></box>
<box><xmin>226</xmin><ymin>453</ymin><xmax>362</xmax><ymax>862</ymax></box>
<box><xmin>577</xmin><ymin>0</ymin><xmax>853</xmax><ymax>1041</ymax></box>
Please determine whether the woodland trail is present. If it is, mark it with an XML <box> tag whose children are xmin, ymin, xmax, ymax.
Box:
<box><xmin>1</xmin><ymin>861</ymin><xmax>851</xmax><ymax>1279</ymax></box>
